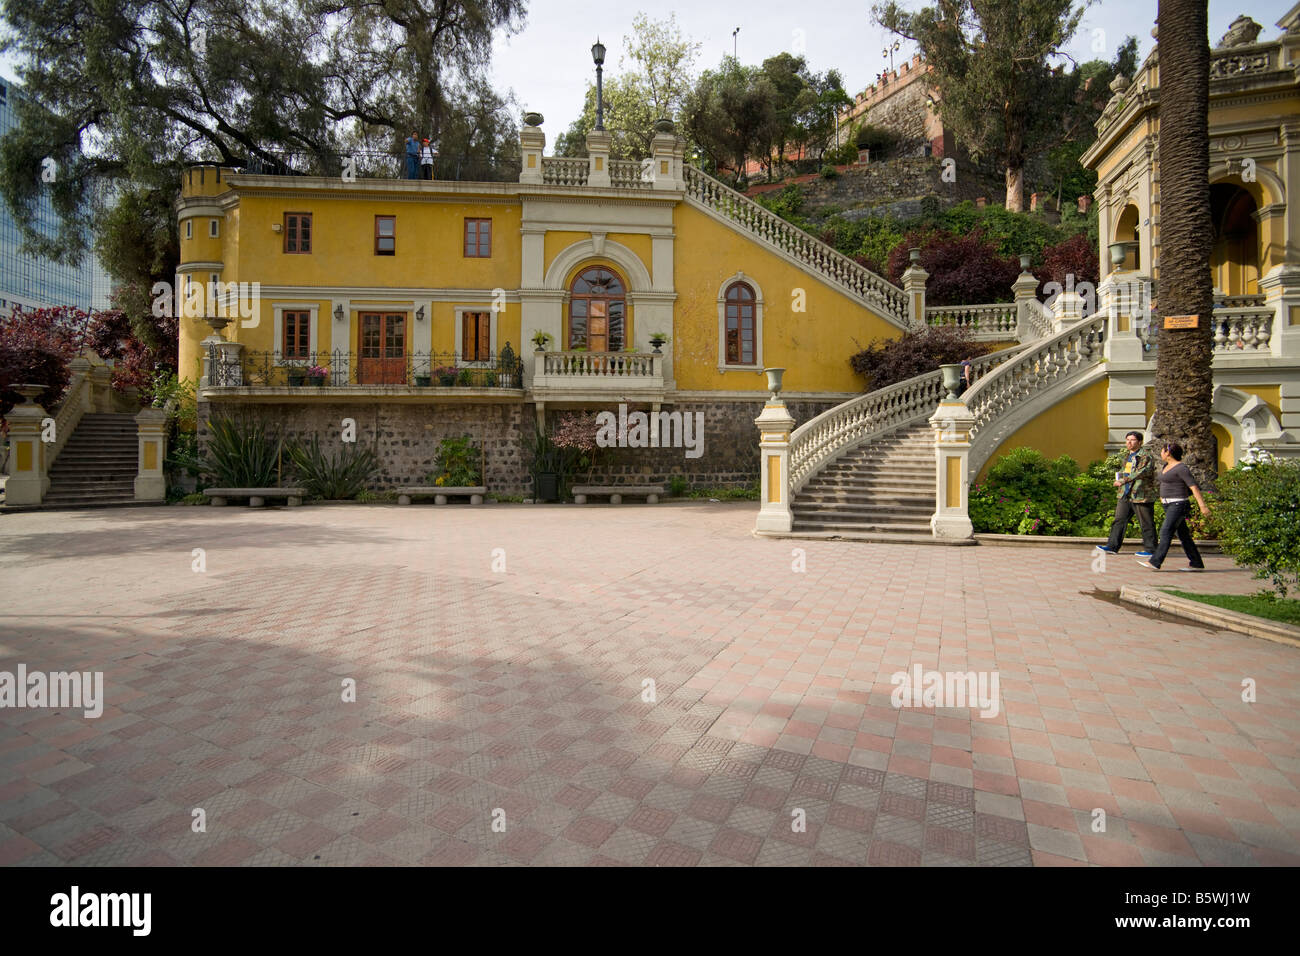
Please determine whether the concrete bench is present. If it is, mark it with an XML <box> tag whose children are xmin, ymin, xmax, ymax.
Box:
<box><xmin>397</xmin><ymin>486</ymin><xmax>486</xmax><ymax>505</ymax></box>
<box><xmin>205</xmin><ymin>487</ymin><xmax>306</xmax><ymax>507</ymax></box>
<box><xmin>572</xmin><ymin>484</ymin><xmax>665</xmax><ymax>504</ymax></box>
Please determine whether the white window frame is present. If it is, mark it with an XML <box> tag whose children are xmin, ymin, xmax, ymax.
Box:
<box><xmin>272</xmin><ymin>303</ymin><xmax>320</xmax><ymax>366</ymax></box>
<box><xmin>454</xmin><ymin>305</ymin><xmax>498</xmax><ymax>367</ymax></box>
<box><xmin>716</xmin><ymin>272</ymin><xmax>763</xmax><ymax>372</ymax></box>
<box><xmin>209</xmin><ymin>218</ymin><xmax>220</xmax><ymax>238</ymax></box>
<box><xmin>184</xmin><ymin>220</ymin><xmax>192</xmax><ymax>240</ymax></box>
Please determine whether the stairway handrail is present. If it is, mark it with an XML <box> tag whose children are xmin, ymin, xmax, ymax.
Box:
<box><xmin>961</xmin><ymin>314</ymin><xmax>1108</xmax><ymax>467</ymax></box>
<box><xmin>47</xmin><ymin>360</ymin><xmax>93</xmax><ymax>471</ymax></box>
<box><xmin>682</xmin><ymin>165</ymin><xmax>909</xmax><ymax>324</ymax></box>
<box><xmin>788</xmin><ymin>345</ymin><xmax>1022</xmax><ymax>493</ymax></box>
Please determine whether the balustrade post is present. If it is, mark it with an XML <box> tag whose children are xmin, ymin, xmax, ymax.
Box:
<box><xmin>901</xmin><ymin>249</ymin><xmax>928</xmax><ymax>329</ymax></box>
<box><xmin>1012</xmin><ymin>264</ymin><xmax>1040</xmax><ymax>342</ymax></box>
<box><xmin>519</xmin><ymin>122</ymin><xmax>545</xmax><ymax>184</ymax></box>
<box><xmin>929</xmin><ymin>401</ymin><xmax>975</xmax><ymax>540</ymax></box>
<box><xmin>1260</xmin><ymin>265</ymin><xmax>1300</xmax><ymax>360</ymax></box>
<box><xmin>5</xmin><ymin>387</ymin><xmax>49</xmax><ymax>505</ymax></box>
<box><xmin>754</xmin><ymin>370</ymin><xmax>795</xmax><ymax>534</ymax></box>
<box><xmin>134</xmin><ymin>406</ymin><xmax>168</xmax><ymax>502</ymax></box>
<box><xmin>586</xmin><ymin>130</ymin><xmax>612</xmax><ymax>187</ymax></box>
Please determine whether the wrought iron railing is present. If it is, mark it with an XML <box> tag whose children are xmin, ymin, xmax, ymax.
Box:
<box><xmin>237</xmin><ymin>149</ymin><xmax>517</xmax><ymax>183</ymax></box>
<box><xmin>206</xmin><ymin>347</ymin><xmax>524</xmax><ymax>388</ymax></box>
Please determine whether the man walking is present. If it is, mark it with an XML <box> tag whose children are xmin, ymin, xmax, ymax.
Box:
<box><xmin>1096</xmin><ymin>431</ymin><xmax>1157</xmax><ymax>556</ymax></box>
<box><xmin>405</xmin><ymin>132</ymin><xmax>420</xmax><ymax>180</ymax></box>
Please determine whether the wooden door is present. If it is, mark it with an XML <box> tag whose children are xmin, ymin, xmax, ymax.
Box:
<box><xmin>359</xmin><ymin>312</ymin><xmax>406</xmax><ymax>384</ymax></box>
<box><xmin>588</xmin><ymin>300</ymin><xmax>608</xmax><ymax>353</ymax></box>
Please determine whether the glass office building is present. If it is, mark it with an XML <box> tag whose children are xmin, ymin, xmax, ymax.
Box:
<box><xmin>0</xmin><ymin>75</ymin><xmax>112</xmax><ymax>313</ymax></box>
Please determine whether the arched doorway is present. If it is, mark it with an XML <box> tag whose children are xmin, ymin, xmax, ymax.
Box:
<box><xmin>569</xmin><ymin>266</ymin><xmax>626</xmax><ymax>352</ymax></box>
<box><xmin>1209</xmin><ymin>184</ymin><xmax>1260</xmax><ymax>296</ymax></box>
<box><xmin>1113</xmin><ymin>204</ymin><xmax>1140</xmax><ymax>271</ymax></box>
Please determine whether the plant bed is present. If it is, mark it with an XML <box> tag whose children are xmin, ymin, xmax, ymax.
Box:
<box><xmin>1162</xmin><ymin>590</ymin><xmax>1300</xmax><ymax>627</ymax></box>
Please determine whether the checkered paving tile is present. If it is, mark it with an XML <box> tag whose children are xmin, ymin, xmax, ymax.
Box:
<box><xmin>2</xmin><ymin>502</ymin><xmax>1298</xmax><ymax>866</ymax></box>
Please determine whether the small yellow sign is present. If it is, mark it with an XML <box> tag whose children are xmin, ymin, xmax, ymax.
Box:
<box><xmin>1163</xmin><ymin>314</ymin><xmax>1199</xmax><ymax>329</ymax></box>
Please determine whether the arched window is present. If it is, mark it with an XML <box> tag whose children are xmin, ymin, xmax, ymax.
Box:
<box><xmin>569</xmin><ymin>267</ymin><xmax>625</xmax><ymax>352</ymax></box>
<box><xmin>724</xmin><ymin>281</ymin><xmax>756</xmax><ymax>365</ymax></box>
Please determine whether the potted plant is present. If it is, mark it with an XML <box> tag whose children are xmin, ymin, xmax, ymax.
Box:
<box><xmin>434</xmin><ymin>365</ymin><xmax>458</xmax><ymax>386</ymax></box>
<box><xmin>456</xmin><ymin>368</ymin><xmax>474</xmax><ymax>386</ymax></box>
<box><xmin>306</xmin><ymin>365</ymin><xmax>329</xmax><ymax>386</ymax></box>
<box><xmin>649</xmin><ymin>332</ymin><xmax>670</xmax><ymax>353</ymax></box>
<box><xmin>413</xmin><ymin>372</ymin><xmax>432</xmax><ymax>387</ymax></box>
<box><xmin>287</xmin><ymin>366</ymin><xmax>307</xmax><ymax>386</ymax></box>
<box><xmin>531</xmin><ymin>330</ymin><xmax>552</xmax><ymax>351</ymax></box>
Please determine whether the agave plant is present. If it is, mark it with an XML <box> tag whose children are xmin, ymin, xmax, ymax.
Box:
<box><xmin>181</xmin><ymin>415</ymin><xmax>283</xmax><ymax>488</ymax></box>
<box><xmin>286</xmin><ymin>435</ymin><xmax>380</xmax><ymax>499</ymax></box>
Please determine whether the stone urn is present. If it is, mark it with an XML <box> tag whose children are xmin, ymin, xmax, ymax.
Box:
<box><xmin>939</xmin><ymin>363</ymin><xmax>963</xmax><ymax>400</ymax></box>
<box><xmin>15</xmin><ymin>384</ymin><xmax>46</xmax><ymax>405</ymax></box>
<box><xmin>764</xmin><ymin>367</ymin><xmax>786</xmax><ymax>401</ymax></box>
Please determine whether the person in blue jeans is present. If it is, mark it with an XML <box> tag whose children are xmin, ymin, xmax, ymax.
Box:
<box><xmin>1138</xmin><ymin>442</ymin><xmax>1211</xmax><ymax>571</ymax></box>
<box><xmin>1096</xmin><ymin>431</ymin><xmax>1157</xmax><ymax>556</ymax></box>
<box><xmin>405</xmin><ymin>132</ymin><xmax>420</xmax><ymax>179</ymax></box>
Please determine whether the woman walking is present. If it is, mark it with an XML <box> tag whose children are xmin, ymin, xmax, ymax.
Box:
<box><xmin>1138</xmin><ymin>442</ymin><xmax>1210</xmax><ymax>571</ymax></box>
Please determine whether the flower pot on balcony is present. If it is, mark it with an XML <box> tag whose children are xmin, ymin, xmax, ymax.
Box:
<box><xmin>287</xmin><ymin>368</ymin><xmax>306</xmax><ymax>387</ymax></box>
<box><xmin>414</xmin><ymin>374</ymin><xmax>431</xmax><ymax>387</ymax></box>
<box><xmin>650</xmin><ymin>336</ymin><xmax>666</xmax><ymax>353</ymax></box>
<box><xmin>307</xmin><ymin>374</ymin><xmax>326</xmax><ymax>386</ymax></box>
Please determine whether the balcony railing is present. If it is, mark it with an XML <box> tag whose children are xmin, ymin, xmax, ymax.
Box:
<box><xmin>206</xmin><ymin>347</ymin><xmax>524</xmax><ymax>389</ymax></box>
<box><xmin>925</xmin><ymin>302</ymin><xmax>1018</xmax><ymax>339</ymax></box>
<box><xmin>236</xmin><ymin>150</ymin><xmax>518</xmax><ymax>183</ymax></box>
<box><xmin>531</xmin><ymin>350</ymin><xmax>664</xmax><ymax>391</ymax></box>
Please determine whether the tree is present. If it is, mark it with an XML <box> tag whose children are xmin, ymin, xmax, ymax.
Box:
<box><xmin>873</xmin><ymin>0</ymin><xmax>1092</xmax><ymax>211</ymax></box>
<box><xmin>555</xmin><ymin>12</ymin><xmax>701</xmax><ymax>160</ymax></box>
<box><xmin>682</xmin><ymin>57</ymin><xmax>778</xmax><ymax>183</ymax></box>
<box><xmin>1150</xmin><ymin>0</ymin><xmax>1216</xmax><ymax>487</ymax></box>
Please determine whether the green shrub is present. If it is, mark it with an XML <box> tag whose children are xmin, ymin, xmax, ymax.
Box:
<box><xmin>179</xmin><ymin>492</ymin><xmax>208</xmax><ymax>505</ymax></box>
<box><xmin>287</xmin><ymin>436</ymin><xmax>380</xmax><ymax>499</ymax></box>
<box><xmin>178</xmin><ymin>415</ymin><xmax>283</xmax><ymax>488</ymax></box>
<box><xmin>1214</xmin><ymin>458</ymin><xmax>1300</xmax><ymax>597</ymax></box>
<box><xmin>669</xmin><ymin>474</ymin><xmax>688</xmax><ymax>497</ymax></box>
<box><xmin>820</xmin><ymin>164</ymin><xmax>839</xmax><ymax>180</ymax></box>
<box><xmin>823</xmin><ymin>142</ymin><xmax>859</xmax><ymax>166</ymax></box>
<box><xmin>429</xmin><ymin>436</ymin><xmax>482</xmax><ymax>487</ymax></box>
<box><xmin>969</xmin><ymin>447</ymin><xmax>1114</xmax><ymax>535</ymax></box>
<box><xmin>854</xmin><ymin>123</ymin><xmax>898</xmax><ymax>154</ymax></box>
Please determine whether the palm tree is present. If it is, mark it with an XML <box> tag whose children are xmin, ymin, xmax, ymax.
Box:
<box><xmin>1151</xmin><ymin>0</ymin><xmax>1216</xmax><ymax>488</ymax></box>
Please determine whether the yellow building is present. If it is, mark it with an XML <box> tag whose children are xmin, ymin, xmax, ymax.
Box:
<box><xmin>177</xmin><ymin>121</ymin><xmax>916</xmax><ymax>493</ymax></box>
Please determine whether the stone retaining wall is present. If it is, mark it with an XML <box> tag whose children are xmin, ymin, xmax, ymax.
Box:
<box><xmin>197</xmin><ymin>397</ymin><xmax>843</xmax><ymax>495</ymax></box>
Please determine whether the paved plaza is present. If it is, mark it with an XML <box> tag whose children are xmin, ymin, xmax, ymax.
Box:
<box><xmin>1</xmin><ymin>501</ymin><xmax>1298</xmax><ymax>867</ymax></box>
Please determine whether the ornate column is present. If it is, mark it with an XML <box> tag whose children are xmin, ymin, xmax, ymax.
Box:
<box><xmin>134</xmin><ymin>406</ymin><xmax>168</xmax><ymax>502</ymax></box>
<box><xmin>5</xmin><ymin>386</ymin><xmax>49</xmax><ymax>506</ymax></box>
<box><xmin>754</xmin><ymin>369</ymin><xmax>795</xmax><ymax>534</ymax></box>
<box><xmin>929</xmin><ymin>395</ymin><xmax>975</xmax><ymax>540</ymax></box>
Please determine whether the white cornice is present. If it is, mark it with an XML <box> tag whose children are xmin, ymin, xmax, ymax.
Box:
<box><xmin>245</xmin><ymin>285</ymin><xmax>522</xmax><ymax>301</ymax></box>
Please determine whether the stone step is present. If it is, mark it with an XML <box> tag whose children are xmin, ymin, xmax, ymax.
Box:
<box><xmin>804</xmin><ymin>478</ymin><xmax>932</xmax><ymax>493</ymax></box>
<box><xmin>794</xmin><ymin>498</ymin><xmax>934</xmax><ymax>512</ymax></box>
<box><xmin>792</xmin><ymin>517</ymin><xmax>934</xmax><ymax>533</ymax></box>
<box><xmin>783</xmin><ymin>528</ymin><xmax>972</xmax><ymax>546</ymax></box>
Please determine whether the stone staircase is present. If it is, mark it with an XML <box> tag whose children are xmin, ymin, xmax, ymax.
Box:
<box><xmin>791</xmin><ymin>423</ymin><xmax>939</xmax><ymax>542</ymax></box>
<box><xmin>42</xmin><ymin>413</ymin><xmax>139</xmax><ymax>507</ymax></box>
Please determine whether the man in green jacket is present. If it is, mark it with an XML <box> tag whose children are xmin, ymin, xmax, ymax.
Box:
<box><xmin>1096</xmin><ymin>431</ymin><xmax>1158</xmax><ymax>556</ymax></box>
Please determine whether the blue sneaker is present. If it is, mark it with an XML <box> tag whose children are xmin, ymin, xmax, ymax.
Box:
<box><xmin>1136</xmin><ymin>550</ymin><xmax>1153</xmax><ymax>558</ymax></box>
<box><xmin>1095</xmin><ymin>545</ymin><xmax>1118</xmax><ymax>554</ymax></box>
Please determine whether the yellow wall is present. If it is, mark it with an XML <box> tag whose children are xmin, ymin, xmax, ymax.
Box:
<box><xmin>672</xmin><ymin>203</ymin><xmax>903</xmax><ymax>392</ymax></box>
<box><xmin>977</xmin><ymin>378</ymin><xmax>1110</xmax><ymax>480</ymax></box>
<box><xmin>1212</xmin><ymin>422</ymin><xmax>1233</xmax><ymax>474</ymax></box>
<box><xmin>231</xmin><ymin>195</ymin><xmax>521</xmax><ymax>293</ymax></box>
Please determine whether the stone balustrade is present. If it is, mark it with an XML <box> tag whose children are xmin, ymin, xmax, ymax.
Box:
<box><xmin>683</xmin><ymin>165</ymin><xmax>910</xmax><ymax>324</ymax></box>
<box><xmin>926</xmin><ymin>303</ymin><xmax>1018</xmax><ymax>339</ymax></box>
<box><xmin>540</xmin><ymin>157</ymin><xmax>589</xmax><ymax>187</ymax></box>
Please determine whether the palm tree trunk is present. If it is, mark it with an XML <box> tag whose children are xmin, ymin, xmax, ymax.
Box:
<box><xmin>1152</xmin><ymin>0</ymin><xmax>1217</xmax><ymax>490</ymax></box>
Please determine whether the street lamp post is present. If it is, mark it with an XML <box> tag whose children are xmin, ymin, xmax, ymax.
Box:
<box><xmin>592</xmin><ymin>39</ymin><xmax>606</xmax><ymax>131</ymax></box>
<box><xmin>733</xmin><ymin>27</ymin><xmax>740</xmax><ymax>59</ymax></box>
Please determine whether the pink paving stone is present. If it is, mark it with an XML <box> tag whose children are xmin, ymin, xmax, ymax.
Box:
<box><xmin>563</xmin><ymin>816</ymin><xmax>618</xmax><ymax>848</ymax></box>
<box><xmin>0</xmin><ymin>835</ymin><xmax>43</xmax><ymax>865</ymax></box>
<box><xmin>645</xmin><ymin>841</ymin><xmax>702</xmax><ymax>867</ymax></box>
<box><xmin>1031</xmin><ymin>850</ymin><xmax>1088</xmax><ymax>867</ymax></box>
<box><xmin>1169</xmin><ymin>808</ymin><xmax>1239</xmax><ymax>842</ymax></box>
<box><xmin>1022</xmin><ymin>800</ymin><xmax>1080</xmax><ymax>831</ymax></box>
<box><xmin>194</xmin><ymin>836</ymin><xmax>261</xmax><ymax>866</ymax></box>
<box><xmin>275</xmin><ymin>823</ymin><xmax>339</xmax><ymax>857</ymax></box>
<box><xmin>1127</xmin><ymin>821</ymin><xmax>1197</xmax><ymax>857</ymax></box>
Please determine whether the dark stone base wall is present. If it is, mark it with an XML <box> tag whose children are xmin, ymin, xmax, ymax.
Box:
<box><xmin>197</xmin><ymin>397</ymin><xmax>843</xmax><ymax>495</ymax></box>
<box><xmin>198</xmin><ymin>400</ymin><xmax>529</xmax><ymax>493</ymax></box>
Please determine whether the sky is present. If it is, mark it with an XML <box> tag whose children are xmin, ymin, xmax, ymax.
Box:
<box><xmin>1</xmin><ymin>1</ymin><xmax>1295</xmax><ymax>150</ymax></box>
<box><xmin>490</xmin><ymin>0</ymin><xmax>1297</xmax><ymax>143</ymax></box>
